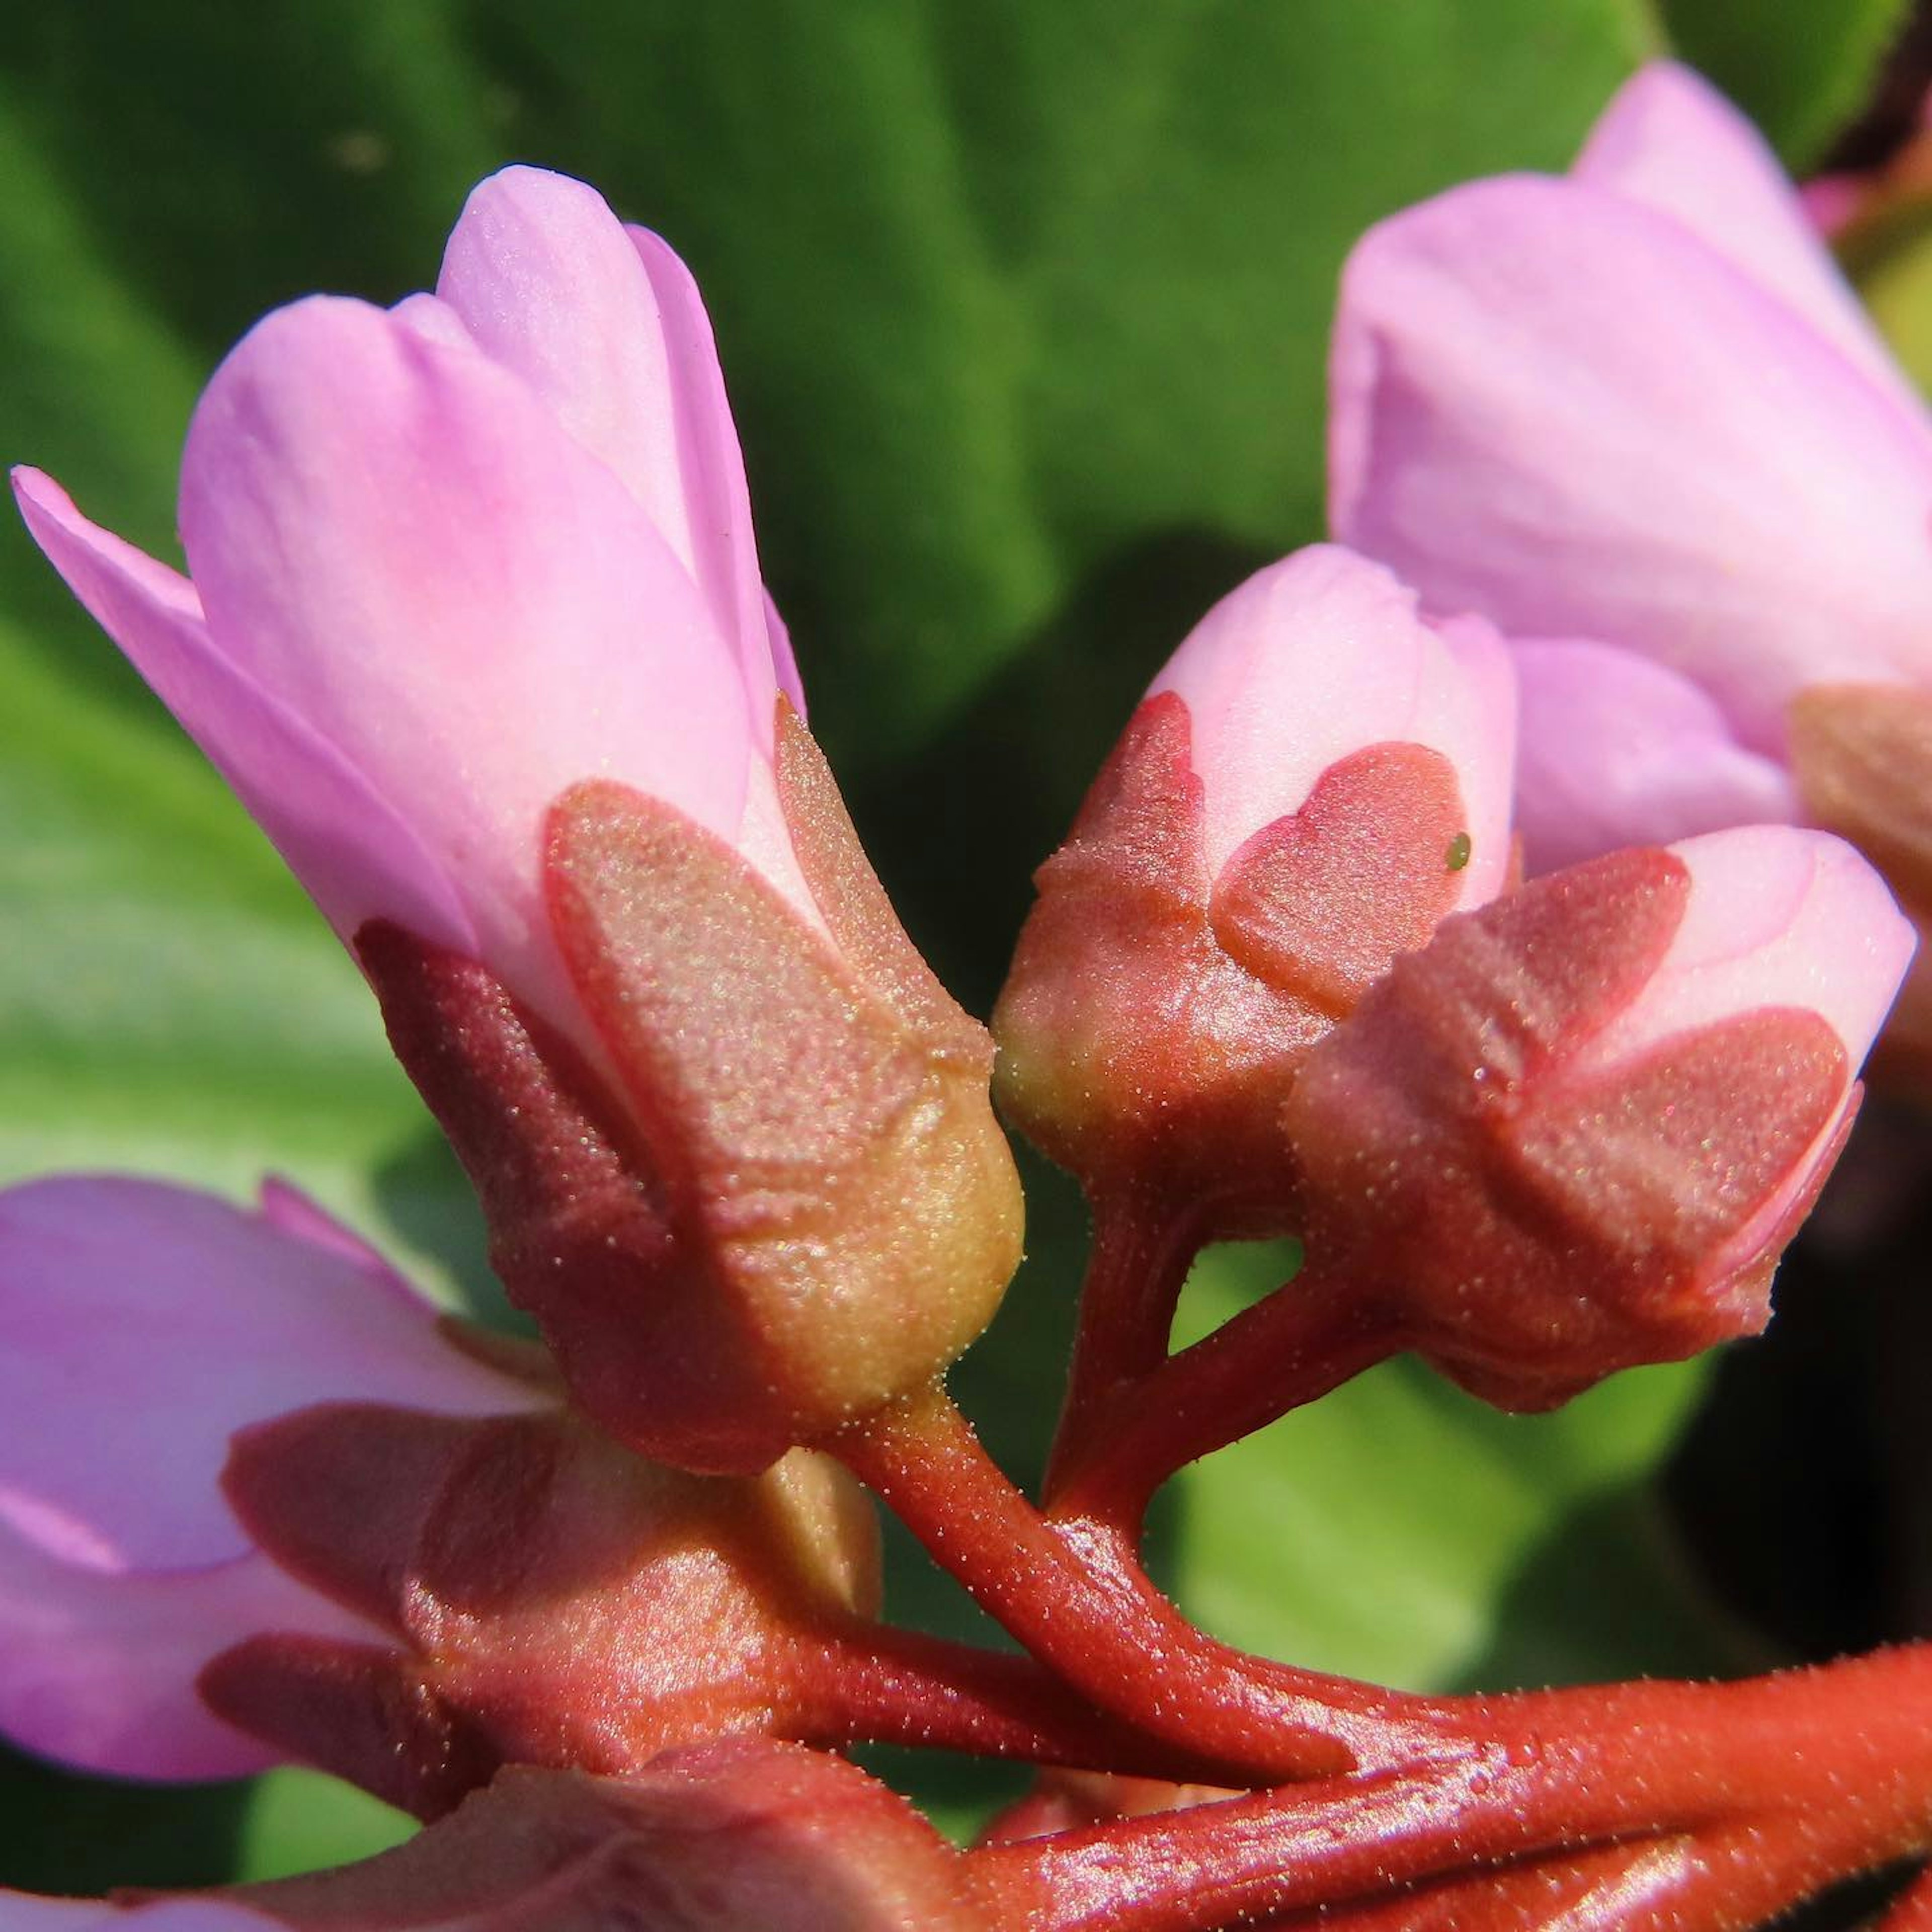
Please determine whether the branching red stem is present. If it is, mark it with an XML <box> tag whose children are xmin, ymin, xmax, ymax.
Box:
<box><xmin>1048</xmin><ymin>1258</ymin><xmax>1400</xmax><ymax>1536</ymax></box>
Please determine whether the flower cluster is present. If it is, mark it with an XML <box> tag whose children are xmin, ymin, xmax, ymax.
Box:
<box><xmin>5</xmin><ymin>60</ymin><xmax>1932</xmax><ymax>1932</ymax></box>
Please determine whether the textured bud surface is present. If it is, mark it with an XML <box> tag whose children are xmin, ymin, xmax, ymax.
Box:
<box><xmin>995</xmin><ymin>692</ymin><xmax>1471</xmax><ymax>1229</ymax></box>
<box><xmin>225</xmin><ymin>1745</ymin><xmax>990</xmax><ymax>1930</ymax></box>
<box><xmin>1284</xmin><ymin>846</ymin><xmax>1868</xmax><ymax>1407</ymax></box>
<box><xmin>206</xmin><ymin>1403</ymin><xmax>882</xmax><ymax>1815</ymax></box>
<box><xmin>545</xmin><ymin>775</ymin><xmax>1021</xmax><ymax>1460</ymax></box>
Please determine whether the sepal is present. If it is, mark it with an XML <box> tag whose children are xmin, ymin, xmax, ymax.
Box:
<box><xmin>203</xmin><ymin>1403</ymin><xmax>882</xmax><ymax>1815</ymax></box>
<box><xmin>994</xmin><ymin>692</ymin><xmax>1467</xmax><ymax>1232</ymax></box>
<box><xmin>1283</xmin><ymin>848</ymin><xmax>1853</xmax><ymax>1408</ymax></box>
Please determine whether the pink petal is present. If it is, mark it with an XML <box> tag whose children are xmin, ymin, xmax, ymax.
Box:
<box><xmin>1330</xmin><ymin>176</ymin><xmax>1932</xmax><ymax>755</ymax></box>
<box><xmin>762</xmin><ymin>588</ymin><xmax>807</xmax><ymax>719</ymax></box>
<box><xmin>1513</xmin><ymin>637</ymin><xmax>1799</xmax><ymax>874</ymax></box>
<box><xmin>179</xmin><ymin>295</ymin><xmax>752</xmax><ymax>1023</ymax></box>
<box><xmin>1576</xmin><ymin>826</ymin><xmax>1914</xmax><ymax>1075</ymax></box>
<box><xmin>10</xmin><ymin>469</ymin><xmax>474</xmax><ymax>960</ymax></box>
<box><xmin>1148</xmin><ymin>545</ymin><xmax>1517</xmax><ymax>905</ymax></box>
<box><xmin>0</xmin><ymin>1896</ymin><xmax>107</xmax><ymax>1928</ymax></box>
<box><xmin>432</xmin><ymin>169</ymin><xmax>779</xmax><ymax>730</ymax></box>
<box><xmin>1576</xmin><ymin>63</ymin><xmax>1921</xmax><ymax>413</ymax></box>
<box><xmin>630</xmin><ymin>223</ymin><xmax>782</xmax><ymax>728</ymax></box>
<box><xmin>0</xmin><ymin>1897</ymin><xmax>247</xmax><ymax>1931</ymax></box>
<box><xmin>0</xmin><ymin>1529</ymin><xmax>368</xmax><ymax>1782</ymax></box>
<box><xmin>0</xmin><ymin>1177</ymin><xmax>533</xmax><ymax>1575</ymax></box>
<box><xmin>0</xmin><ymin>1881</ymin><xmax>274</xmax><ymax>1929</ymax></box>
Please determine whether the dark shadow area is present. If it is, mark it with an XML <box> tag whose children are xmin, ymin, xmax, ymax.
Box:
<box><xmin>1667</xmin><ymin>1102</ymin><xmax>1932</xmax><ymax>1663</ymax></box>
<box><xmin>0</xmin><ymin>1744</ymin><xmax>248</xmax><ymax>1891</ymax></box>
<box><xmin>845</xmin><ymin>526</ymin><xmax>1273</xmax><ymax>1018</ymax></box>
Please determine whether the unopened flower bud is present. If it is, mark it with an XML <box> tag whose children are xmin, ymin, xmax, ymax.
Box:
<box><xmin>994</xmin><ymin>545</ymin><xmax>1514</xmax><ymax>1231</ymax></box>
<box><xmin>0</xmin><ymin>1176</ymin><xmax>883</xmax><ymax>1820</ymax></box>
<box><xmin>1283</xmin><ymin>830</ymin><xmax>1913</xmax><ymax>1408</ymax></box>
<box><xmin>205</xmin><ymin>1405</ymin><xmax>882</xmax><ymax>1817</ymax></box>
<box><xmin>362</xmin><ymin>702</ymin><xmax>1022</xmax><ymax>1477</ymax></box>
<box><xmin>14</xmin><ymin>163</ymin><xmax>1022</xmax><ymax>1481</ymax></box>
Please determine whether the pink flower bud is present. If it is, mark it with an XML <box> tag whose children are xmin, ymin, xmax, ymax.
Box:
<box><xmin>13</xmin><ymin>164</ymin><xmax>1023</xmax><ymax>1475</ymax></box>
<box><xmin>13</xmin><ymin>166</ymin><xmax>803</xmax><ymax>1064</ymax></box>
<box><xmin>1329</xmin><ymin>62</ymin><xmax>1932</xmax><ymax>874</ymax></box>
<box><xmin>0</xmin><ymin>1176</ymin><xmax>533</xmax><ymax>1784</ymax></box>
<box><xmin>1282</xmin><ymin>829</ymin><xmax>1914</xmax><ymax>1409</ymax></box>
<box><xmin>0</xmin><ymin>1177</ymin><xmax>884</xmax><ymax>1817</ymax></box>
<box><xmin>994</xmin><ymin>545</ymin><xmax>1515</xmax><ymax>1230</ymax></box>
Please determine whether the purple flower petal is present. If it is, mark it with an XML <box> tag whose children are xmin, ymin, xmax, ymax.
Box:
<box><xmin>0</xmin><ymin>1888</ymin><xmax>280</xmax><ymax>1928</ymax></box>
<box><xmin>432</xmin><ymin>168</ymin><xmax>781</xmax><ymax>732</ymax></box>
<box><xmin>178</xmin><ymin>295</ymin><xmax>753</xmax><ymax>1026</ymax></box>
<box><xmin>11</xmin><ymin>470</ymin><xmax>475</xmax><ymax>960</ymax></box>
<box><xmin>1576</xmin><ymin>62</ymin><xmax>1921</xmax><ymax>413</ymax></box>
<box><xmin>629</xmin><ymin>222</ymin><xmax>783</xmax><ymax>729</ymax></box>
<box><xmin>1513</xmin><ymin>637</ymin><xmax>1800</xmax><ymax>874</ymax></box>
<box><xmin>0</xmin><ymin>1532</ymin><xmax>366</xmax><ymax>1782</ymax></box>
<box><xmin>0</xmin><ymin>1177</ymin><xmax>532</xmax><ymax>1574</ymax></box>
<box><xmin>1331</xmin><ymin>174</ymin><xmax>1932</xmax><ymax>754</ymax></box>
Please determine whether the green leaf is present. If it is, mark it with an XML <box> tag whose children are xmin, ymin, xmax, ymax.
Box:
<box><xmin>1658</xmin><ymin>0</ymin><xmax>1910</xmax><ymax>166</ymax></box>
<box><xmin>237</xmin><ymin>1772</ymin><xmax>414</xmax><ymax>1882</ymax></box>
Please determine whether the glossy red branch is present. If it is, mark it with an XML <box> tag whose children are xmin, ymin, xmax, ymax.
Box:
<box><xmin>1041</xmin><ymin>1187</ymin><xmax>1208</xmax><ymax>1509</ymax></box>
<box><xmin>1047</xmin><ymin>1258</ymin><xmax>1401</xmax><ymax>1537</ymax></box>
<box><xmin>833</xmin><ymin>1384</ymin><xmax>1458</xmax><ymax>1780</ymax></box>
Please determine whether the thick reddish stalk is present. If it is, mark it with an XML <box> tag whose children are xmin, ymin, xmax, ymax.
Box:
<box><xmin>1042</xmin><ymin>1185</ymin><xmax>1205</xmax><ymax>1504</ymax></box>
<box><xmin>971</xmin><ymin>1648</ymin><xmax>1932</xmax><ymax>1930</ymax></box>
<box><xmin>793</xmin><ymin>1622</ymin><xmax>1263</xmax><ymax>1786</ymax></box>
<box><xmin>835</xmin><ymin>1384</ymin><xmax>1462</xmax><ymax>1779</ymax></box>
<box><xmin>1049</xmin><ymin>1259</ymin><xmax>1400</xmax><ymax>1536</ymax></box>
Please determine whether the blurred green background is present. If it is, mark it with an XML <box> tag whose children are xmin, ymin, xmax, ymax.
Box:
<box><xmin>0</xmin><ymin>0</ymin><xmax>1919</xmax><ymax>1893</ymax></box>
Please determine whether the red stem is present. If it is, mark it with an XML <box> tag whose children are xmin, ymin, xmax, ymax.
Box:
<box><xmin>1042</xmin><ymin>1185</ymin><xmax>1205</xmax><ymax>1504</ymax></box>
<box><xmin>834</xmin><ymin>1384</ymin><xmax>1462</xmax><ymax>1779</ymax></box>
<box><xmin>794</xmin><ymin>1622</ymin><xmax>1265</xmax><ymax>1787</ymax></box>
<box><xmin>971</xmin><ymin>1647</ymin><xmax>1932</xmax><ymax>1930</ymax></box>
<box><xmin>1048</xmin><ymin>1259</ymin><xmax>1400</xmax><ymax>1536</ymax></box>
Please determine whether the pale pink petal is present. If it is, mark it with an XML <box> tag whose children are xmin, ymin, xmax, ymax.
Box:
<box><xmin>179</xmin><ymin>295</ymin><xmax>752</xmax><ymax>1021</ymax></box>
<box><xmin>0</xmin><ymin>1889</ymin><xmax>280</xmax><ymax>1930</ymax></box>
<box><xmin>10</xmin><ymin>469</ymin><xmax>474</xmax><ymax>959</ymax></box>
<box><xmin>0</xmin><ymin>1529</ymin><xmax>372</xmax><ymax>1782</ymax></box>
<box><xmin>254</xmin><ymin>1177</ymin><xmax>416</xmax><ymax>1287</ymax></box>
<box><xmin>1577</xmin><ymin>62</ymin><xmax>1921</xmax><ymax>412</ymax></box>
<box><xmin>0</xmin><ymin>1897</ymin><xmax>238</xmax><ymax>1931</ymax></box>
<box><xmin>1576</xmin><ymin>826</ymin><xmax>1914</xmax><ymax>1074</ymax></box>
<box><xmin>0</xmin><ymin>1896</ymin><xmax>106</xmax><ymax>1928</ymax></box>
<box><xmin>1513</xmin><ymin>638</ymin><xmax>1799</xmax><ymax>874</ymax></box>
<box><xmin>432</xmin><ymin>169</ymin><xmax>776</xmax><ymax>727</ymax></box>
<box><xmin>1149</xmin><ymin>546</ymin><xmax>1516</xmax><ymax>904</ymax></box>
<box><xmin>762</xmin><ymin>589</ymin><xmax>807</xmax><ymax>718</ymax></box>
<box><xmin>1330</xmin><ymin>177</ymin><xmax>1932</xmax><ymax>754</ymax></box>
<box><xmin>0</xmin><ymin>1177</ymin><xmax>534</xmax><ymax>1575</ymax></box>
<box><xmin>629</xmin><ymin>223</ymin><xmax>778</xmax><ymax>727</ymax></box>
<box><xmin>733</xmin><ymin>754</ymin><xmax>830</xmax><ymax>936</ymax></box>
